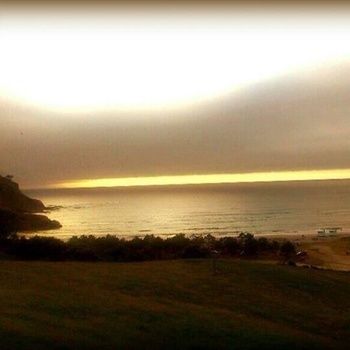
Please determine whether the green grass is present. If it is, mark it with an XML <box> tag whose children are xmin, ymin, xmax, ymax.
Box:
<box><xmin>0</xmin><ymin>259</ymin><xmax>349</xmax><ymax>349</ymax></box>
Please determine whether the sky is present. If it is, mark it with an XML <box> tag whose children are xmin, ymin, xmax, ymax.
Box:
<box><xmin>0</xmin><ymin>3</ymin><xmax>350</xmax><ymax>189</ymax></box>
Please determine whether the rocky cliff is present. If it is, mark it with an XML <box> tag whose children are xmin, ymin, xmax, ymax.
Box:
<box><xmin>0</xmin><ymin>175</ymin><xmax>45</xmax><ymax>213</ymax></box>
<box><xmin>0</xmin><ymin>175</ymin><xmax>61</xmax><ymax>233</ymax></box>
<box><xmin>0</xmin><ymin>208</ymin><xmax>61</xmax><ymax>233</ymax></box>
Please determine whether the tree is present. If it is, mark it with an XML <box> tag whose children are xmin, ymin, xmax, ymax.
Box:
<box><xmin>239</xmin><ymin>232</ymin><xmax>258</xmax><ymax>256</ymax></box>
<box><xmin>280</xmin><ymin>241</ymin><xmax>296</xmax><ymax>259</ymax></box>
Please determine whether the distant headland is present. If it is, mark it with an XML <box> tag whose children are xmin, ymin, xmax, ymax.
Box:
<box><xmin>0</xmin><ymin>175</ymin><xmax>61</xmax><ymax>232</ymax></box>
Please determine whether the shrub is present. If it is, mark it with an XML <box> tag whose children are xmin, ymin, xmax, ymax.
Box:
<box><xmin>280</xmin><ymin>241</ymin><xmax>296</xmax><ymax>259</ymax></box>
<box><xmin>0</xmin><ymin>232</ymin><xmax>295</xmax><ymax>262</ymax></box>
<box><xmin>182</xmin><ymin>244</ymin><xmax>211</xmax><ymax>259</ymax></box>
<box><xmin>239</xmin><ymin>233</ymin><xmax>259</xmax><ymax>256</ymax></box>
<box><xmin>7</xmin><ymin>236</ymin><xmax>66</xmax><ymax>260</ymax></box>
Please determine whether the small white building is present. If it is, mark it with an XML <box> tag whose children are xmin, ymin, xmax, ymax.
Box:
<box><xmin>317</xmin><ymin>227</ymin><xmax>342</xmax><ymax>237</ymax></box>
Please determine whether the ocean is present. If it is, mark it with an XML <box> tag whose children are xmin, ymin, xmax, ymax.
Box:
<box><xmin>25</xmin><ymin>180</ymin><xmax>350</xmax><ymax>239</ymax></box>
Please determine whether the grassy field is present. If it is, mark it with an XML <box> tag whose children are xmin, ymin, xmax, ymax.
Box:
<box><xmin>0</xmin><ymin>259</ymin><xmax>349</xmax><ymax>349</ymax></box>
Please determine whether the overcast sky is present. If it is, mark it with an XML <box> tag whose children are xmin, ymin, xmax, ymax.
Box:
<box><xmin>1</xmin><ymin>4</ymin><xmax>350</xmax><ymax>188</ymax></box>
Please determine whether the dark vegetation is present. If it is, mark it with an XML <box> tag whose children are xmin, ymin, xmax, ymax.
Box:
<box><xmin>0</xmin><ymin>227</ymin><xmax>295</xmax><ymax>262</ymax></box>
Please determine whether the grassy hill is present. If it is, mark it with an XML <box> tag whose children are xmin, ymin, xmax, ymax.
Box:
<box><xmin>0</xmin><ymin>259</ymin><xmax>349</xmax><ymax>349</ymax></box>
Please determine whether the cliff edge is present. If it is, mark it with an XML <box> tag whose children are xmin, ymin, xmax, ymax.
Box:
<box><xmin>0</xmin><ymin>175</ymin><xmax>45</xmax><ymax>213</ymax></box>
<box><xmin>0</xmin><ymin>175</ymin><xmax>61</xmax><ymax>233</ymax></box>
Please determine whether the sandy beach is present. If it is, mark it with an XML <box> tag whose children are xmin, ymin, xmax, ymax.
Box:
<box><xmin>261</xmin><ymin>231</ymin><xmax>350</xmax><ymax>271</ymax></box>
<box><xmin>297</xmin><ymin>235</ymin><xmax>350</xmax><ymax>271</ymax></box>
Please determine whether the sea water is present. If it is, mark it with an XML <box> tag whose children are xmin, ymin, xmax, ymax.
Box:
<box><xmin>25</xmin><ymin>180</ymin><xmax>350</xmax><ymax>239</ymax></box>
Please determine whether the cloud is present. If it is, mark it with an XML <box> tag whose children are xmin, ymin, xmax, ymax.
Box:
<box><xmin>0</xmin><ymin>60</ymin><xmax>350</xmax><ymax>188</ymax></box>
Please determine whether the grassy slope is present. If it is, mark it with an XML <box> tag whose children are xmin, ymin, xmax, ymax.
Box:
<box><xmin>0</xmin><ymin>259</ymin><xmax>349</xmax><ymax>349</ymax></box>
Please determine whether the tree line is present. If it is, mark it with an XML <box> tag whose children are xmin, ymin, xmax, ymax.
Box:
<box><xmin>0</xmin><ymin>229</ymin><xmax>296</xmax><ymax>262</ymax></box>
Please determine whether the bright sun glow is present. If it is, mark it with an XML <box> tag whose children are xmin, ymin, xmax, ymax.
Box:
<box><xmin>1</xmin><ymin>10</ymin><xmax>350</xmax><ymax>112</ymax></box>
<box><xmin>54</xmin><ymin>169</ymin><xmax>350</xmax><ymax>189</ymax></box>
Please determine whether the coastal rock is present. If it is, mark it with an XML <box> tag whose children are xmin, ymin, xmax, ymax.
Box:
<box><xmin>0</xmin><ymin>175</ymin><xmax>45</xmax><ymax>213</ymax></box>
<box><xmin>0</xmin><ymin>175</ymin><xmax>61</xmax><ymax>233</ymax></box>
<box><xmin>0</xmin><ymin>209</ymin><xmax>62</xmax><ymax>233</ymax></box>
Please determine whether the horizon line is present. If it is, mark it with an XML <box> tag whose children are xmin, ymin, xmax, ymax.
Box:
<box><xmin>38</xmin><ymin>169</ymin><xmax>350</xmax><ymax>190</ymax></box>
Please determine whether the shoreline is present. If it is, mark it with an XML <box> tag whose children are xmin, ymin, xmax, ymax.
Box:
<box><xmin>23</xmin><ymin>227</ymin><xmax>350</xmax><ymax>240</ymax></box>
<box><xmin>259</xmin><ymin>228</ymin><xmax>350</xmax><ymax>239</ymax></box>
